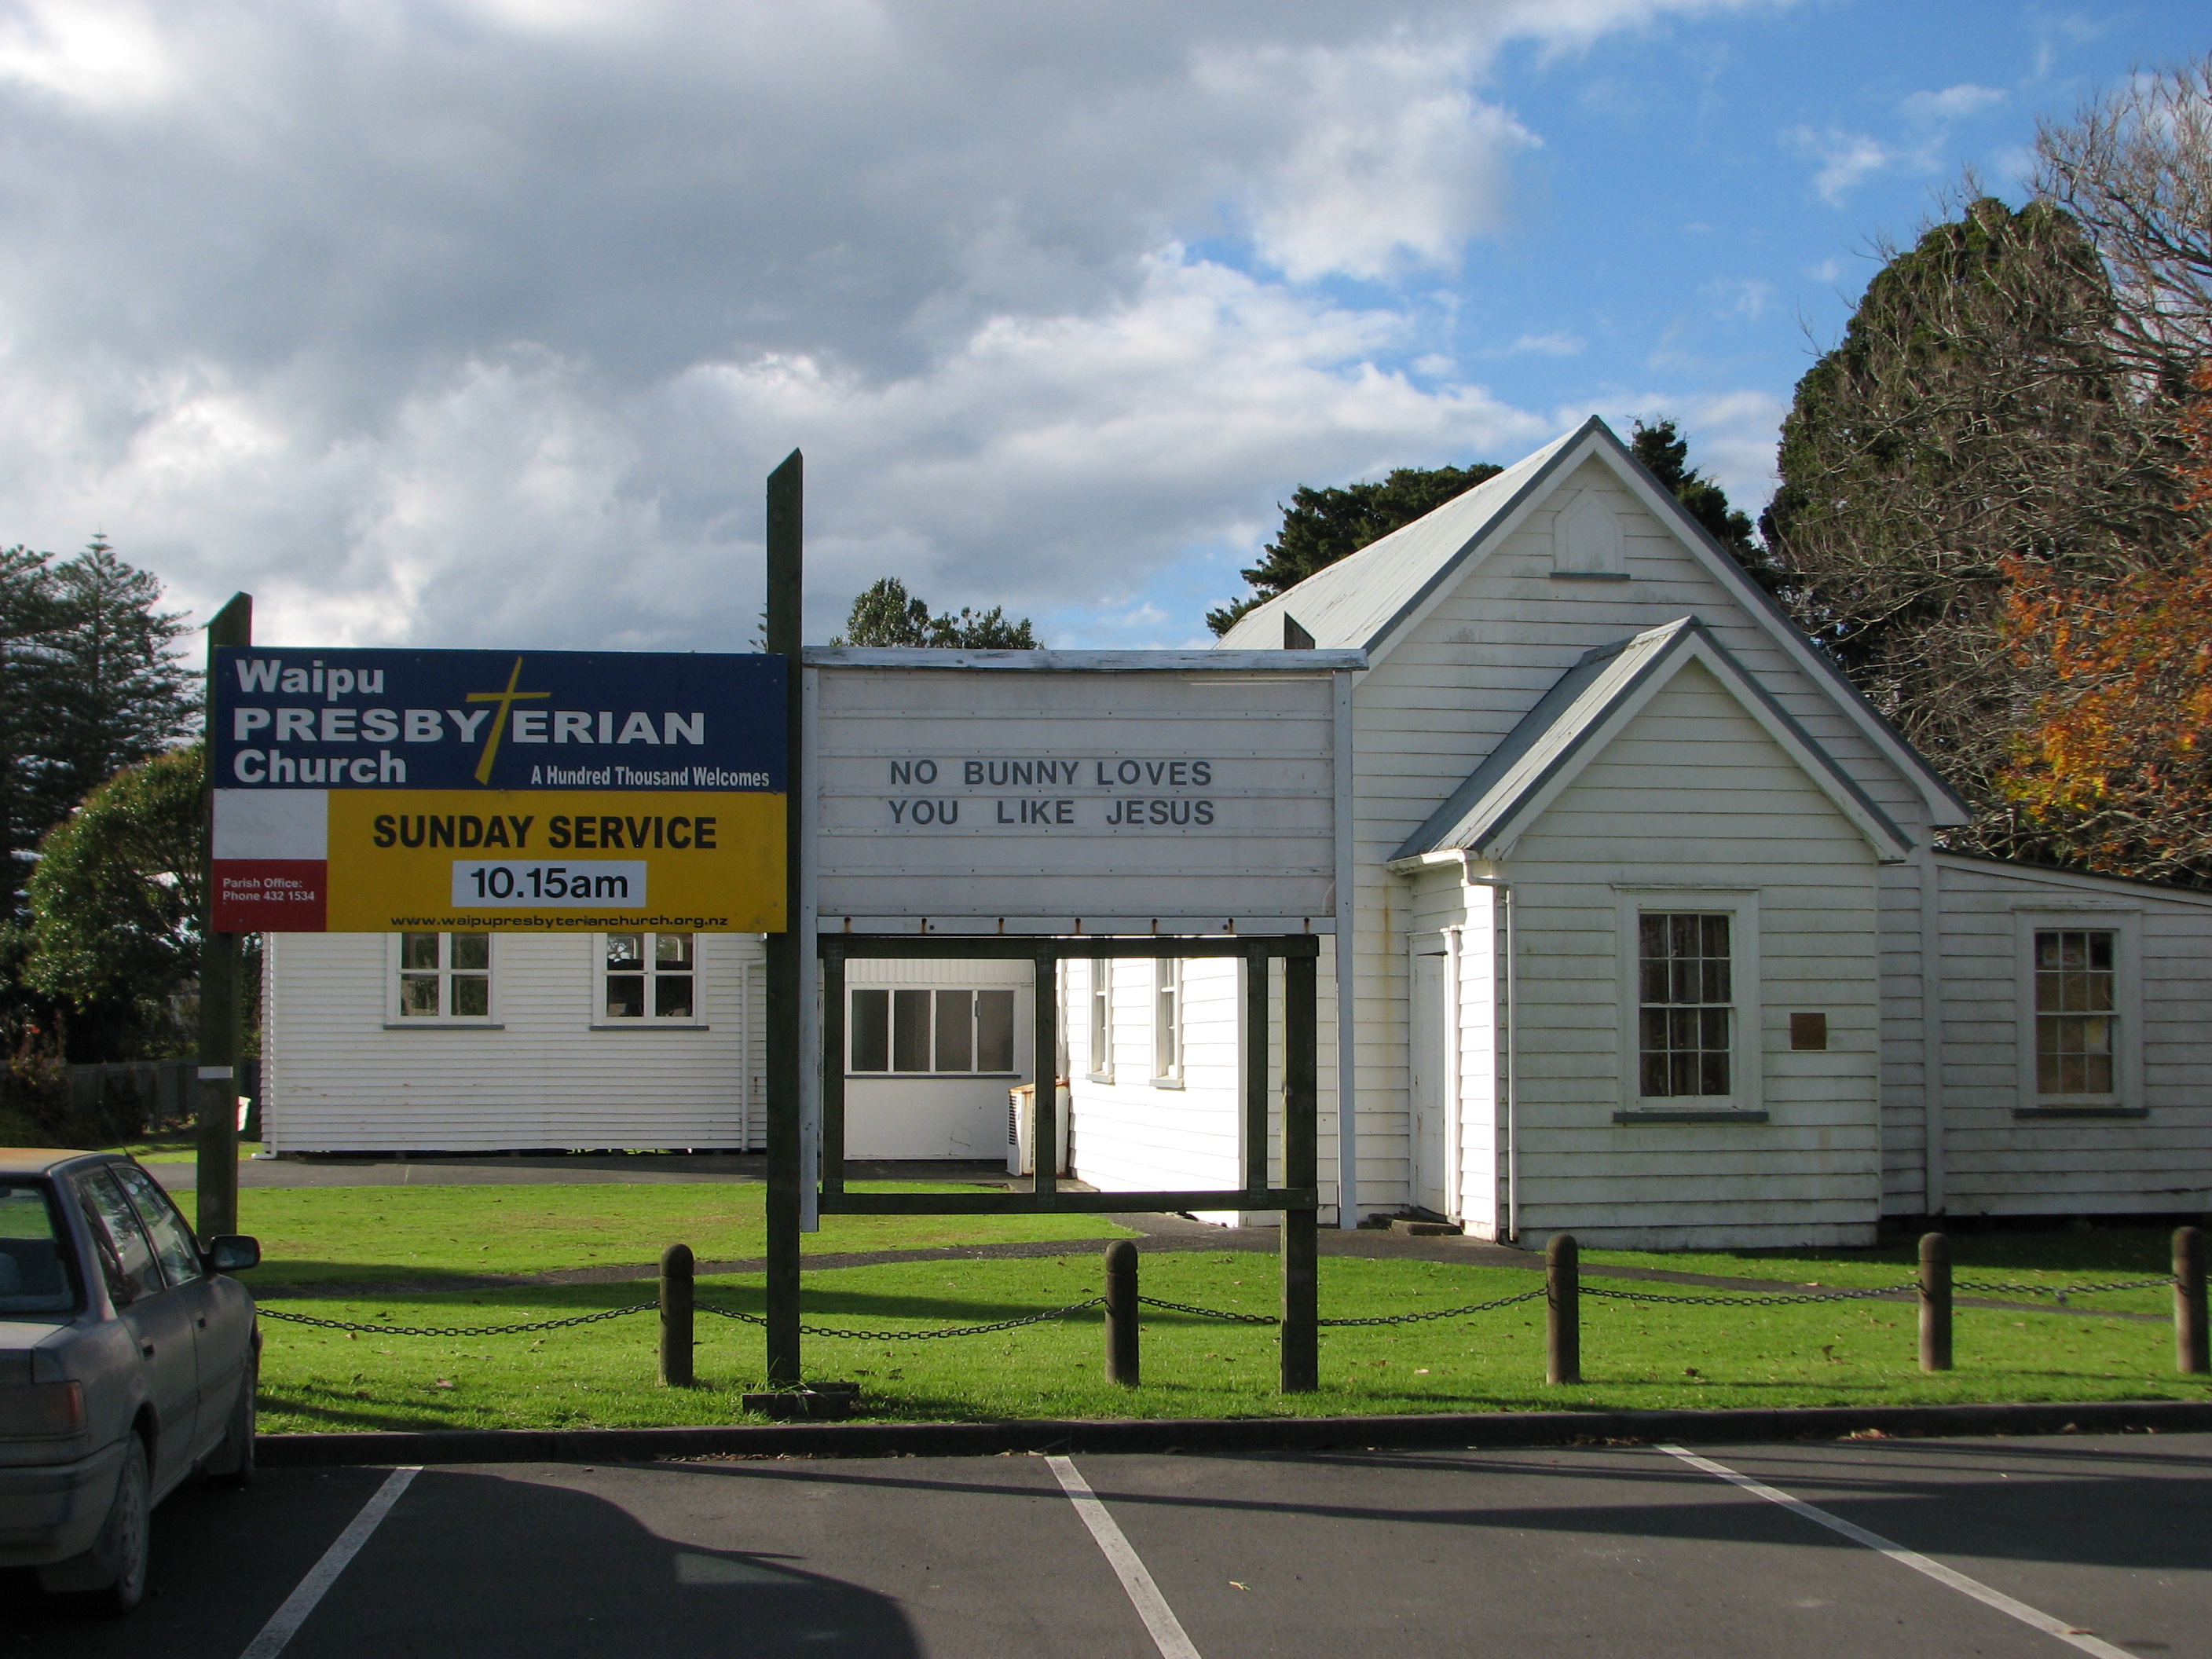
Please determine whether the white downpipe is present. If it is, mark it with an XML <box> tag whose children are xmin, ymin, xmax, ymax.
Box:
<box><xmin>1444</xmin><ymin>925</ymin><xmax>1463</xmax><ymax>1224</ymax></box>
<box><xmin>1333</xmin><ymin>668</ymin><xmax>1358</xmax><ymax>1228</ymax></box>
<box><xmin>1461</xmin><ymin>857</ymin><xmax>1518</xmax><ymax>1243</ymax></box>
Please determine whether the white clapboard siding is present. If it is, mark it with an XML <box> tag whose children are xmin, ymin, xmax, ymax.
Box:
<box><xmin>262</xmin><ymin>931</ymin><xmax>764</xmax><ymax>1152</ymax></box>
<box><xmin>1931</xmin><ymin>855</ymin><xmax>2212</xmax><ymax>1218</ymax></box>
<box><xmin>1487</xmin><ymin>658</ymin><xmax>1884</xmax><ymax>1249</ymax></box>
<box><xmin>1877</xmin><ymin>857</ymin><xmax>1929</xmax><ymax>1214</ymax></box>
<box><xmin>1334</xmin><ymin>453</ymin><xmax>1936</xmax><ymax>1222</ymax></box>
<box><xmin>1065</xmin><ymin>954</ymin><xmax>1262</xmax><ymax>1212</ymax></box>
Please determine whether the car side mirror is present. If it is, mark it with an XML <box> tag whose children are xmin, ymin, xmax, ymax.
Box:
<box><xmin>205</xmin><ymin>1236</ymin><xmax>261</xmax><ymax>1274</ymax></box>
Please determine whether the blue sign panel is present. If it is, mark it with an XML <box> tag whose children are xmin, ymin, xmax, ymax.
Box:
<box><xmin>213</xmin><ymin>648</ymin><xmax>786</xmax><ymax>793</ymax></box>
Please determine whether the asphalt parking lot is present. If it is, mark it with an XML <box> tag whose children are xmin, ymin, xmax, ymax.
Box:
<box><xmin>5</xmin><ymin>1433</ymin><xmax>2207</xmax><ymax>1657</ymax></box>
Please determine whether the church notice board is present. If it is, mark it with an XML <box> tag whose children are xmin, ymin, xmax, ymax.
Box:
<box><xmin>210</xmin><ymin>647</ymin><xmax>786</xmax><ymax>932</ymax></box>
<box><xmin>808</xmin><ymin>648</ymin><xmax>1361</xmax><ymax>933</ymax></box>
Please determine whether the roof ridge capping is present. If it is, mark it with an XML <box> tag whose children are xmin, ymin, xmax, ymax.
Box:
<box><xmin>1390</xmin><ymin>613</ymin><xmax>1914</xmax><ymax>866</ymax></box>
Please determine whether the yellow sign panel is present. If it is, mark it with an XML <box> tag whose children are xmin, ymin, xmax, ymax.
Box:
<box><xmin>323</xmin><ymin>790</ymin><xmax>786</xmax><ymax>932</ymax></box>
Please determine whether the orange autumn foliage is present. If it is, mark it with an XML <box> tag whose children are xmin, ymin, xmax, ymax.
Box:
<box><xmin>1998</xmin><ymin>363</ymin><xmax>2212</xmax><ymax>881</ymax></box>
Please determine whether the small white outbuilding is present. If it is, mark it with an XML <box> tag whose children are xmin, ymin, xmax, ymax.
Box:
<box><xmin>261</xmin><ymin>417</ymin><xmax>2212</xmax><ymax>1247</ymax></box>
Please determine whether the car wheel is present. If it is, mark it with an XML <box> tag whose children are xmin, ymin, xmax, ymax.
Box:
<box><xmin>207</xmin><ymin>1355</ymin><xmax>258</xmax><ymax>1489</ymax></box>
<box><xmin>39</xmin><ymin>1434</ymin><xmax>150</xmax><ymax>1616</ymax></box>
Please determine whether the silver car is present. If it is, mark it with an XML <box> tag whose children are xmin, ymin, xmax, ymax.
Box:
<box><xmin>0</xmin><ymin>1149</ymin><xmax>260</xmax><ymax>1614</ymax></box>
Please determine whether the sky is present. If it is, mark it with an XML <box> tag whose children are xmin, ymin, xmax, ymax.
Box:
<box><xmin>0</xmin><ymin>2</ymin><xmax>2203</xmax><ymax>650</ymax></box>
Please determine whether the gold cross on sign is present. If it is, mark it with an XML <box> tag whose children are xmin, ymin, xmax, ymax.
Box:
<box><xmin>466</xmin><ymin>657</ymin><xmax>551</xmax><ymax>785</ymax></box>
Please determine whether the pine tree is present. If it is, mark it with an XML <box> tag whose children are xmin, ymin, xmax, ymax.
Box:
<box><xmin>832</xmin><ymin>577</ymin><xmax>1037</xmax><ymax>648</ymax></box>
<box><xmin>1207</xmin><ymin>463</ymin><xmax>1501</xmax><ymax>635</ymax></box>
<box><xmin>1628</xmin><ymin>419</ymin><xmax>1789</xmax><ymax>596</ymax></box>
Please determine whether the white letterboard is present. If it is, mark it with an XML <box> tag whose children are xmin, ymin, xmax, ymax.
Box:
<box><xmin>808</xmin><ymin>650</ymin><xmax>1358</xmax><ymax>932</ymax></box>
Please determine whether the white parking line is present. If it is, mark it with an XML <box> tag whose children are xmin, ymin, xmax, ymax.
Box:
<box><xmin>1047</xmin><ymin>1456</ymin><xmax>1203</xmax><ymax>1659</ymax></box>
<box><xmin>1656</xmin><ymin>1445</ymin><xmax>2132</xmax><ymax>1659</ymax></box>
<box><xmin>237</xmin><ymin>1467</ymin><xmax>420</xmax><ymax>1659</ymax></box>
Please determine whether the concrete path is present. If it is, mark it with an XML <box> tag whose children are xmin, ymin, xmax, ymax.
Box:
<box><xmin>9</xmin><ymin>1433</ymin><xmax>2206</xmax><ymax>1656</ymax></box>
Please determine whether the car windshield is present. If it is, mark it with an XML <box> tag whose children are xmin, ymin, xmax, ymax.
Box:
<box><xmin>0</xmin><ymin>1181</ymin><xmax>79</xmax><ymax>1317</ymax></box>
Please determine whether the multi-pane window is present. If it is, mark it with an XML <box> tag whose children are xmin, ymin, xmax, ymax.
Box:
<box><xmin>1637</xmin><ymin>914</ymin><xmax>1732</xmax><ymax>1097</ymax></box>
<box><xmin>603</xmin><ymin>932</ymin><xmax>696</xmax><ymax>1021</ymax></box>
<box><xmin>2035</xmin><ymin>929</ymin><xmax>2115</xmax><ymax>1096</ymax></box>
<box><xmin>397</xmin><ymin>932</ymin><xmax>490</xmax><ymax>1019</ymax></box>
<box><xmin>1153</xmin><ymin>959</ymin><xmax>1182</xmax><ymax>1082</ymax></box>
<box><xmin>849</xmin><ymin>988</ymin><xmax>1016</xmax><ymax>1075</ymax></box>
<box><xmin>1088</xmin><ymin>958</ymin><xmax>1112</xmax><ymax>1078</ymax></box>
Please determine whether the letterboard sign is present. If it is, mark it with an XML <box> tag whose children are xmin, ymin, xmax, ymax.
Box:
<box><xmin>809</xmin><ymin>650</ymin><xmax>1360</xmax><ymax>933</ymax></box>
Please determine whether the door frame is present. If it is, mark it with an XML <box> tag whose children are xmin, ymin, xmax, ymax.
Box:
<box><xmin>1407</xmin><ymin>928</ymin><xmax>1462</xmax><ymax>1221</ymax></box>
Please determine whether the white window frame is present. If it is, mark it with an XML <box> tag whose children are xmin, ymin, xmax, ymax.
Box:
<box><xmin>1086</xmin><ymin>957</ymin><xmax>1113</xmax><ymax>1082</ymax></box>
<box><xmin>845</xmin><ymin>987</ymin><xmax>1020</xmax><ymax>1078</ymax></box>
<box><xmin>591</xmin><ymin>932</ymin><xmax>707</xmax><ymax>1029</ymax></box>
<box><xmin>2012</xmin><ymin>908</ymin><xmax>2141</xmax><ymax>1115</ymax></box>
<box><xmin>384</xmin><ymin>931</ymin><xmax>499</xmax><ymax>1028</ymax></box>
<box><xmin>1614</xmin><ymin>888</ymin><xmax>1762</xmax><ymax>1118</ymax></box>
<box><xmin>1152</xmin><ymin>958</ymin><xmax>1183</xmax><ymax>1086</ymax></box>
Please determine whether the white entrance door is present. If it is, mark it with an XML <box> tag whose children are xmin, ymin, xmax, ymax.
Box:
<box><xmin>1408</xmin><ymin>943</ymin><xmax>1452</xmax><ymax>1218</ymax></box>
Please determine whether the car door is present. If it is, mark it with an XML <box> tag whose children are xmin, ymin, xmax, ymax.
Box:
<box><xmin>110</xmin><ymin>1163</ymin><xmax>244</xmax><ymax>1468</ymax></box>
<box><xmin>73</xmin><ymin>1169</ymin><xmax>200</xmax><ymax>1493</ymax></box>
<box><xmin>110</xmin><ymin>1159</ymin><xmax>251</xmax><ymax>1459</ymax></box>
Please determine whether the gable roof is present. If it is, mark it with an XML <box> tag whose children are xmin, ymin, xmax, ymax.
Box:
<box><xmin>1219</xmin><ymin>416</ymin><xmax>1970</xmax><ymax>826</ymax></box>
<box><xmin>1390</xmin><ymin>616</ymin><xmax>1914</xmax><ymax>865</ymax></box>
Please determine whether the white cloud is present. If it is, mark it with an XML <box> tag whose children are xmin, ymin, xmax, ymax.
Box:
<box><xmin>1785</xmin><ymin>126</ymin><xmax>1899</xmax><ymax>204</ymax></box>
<box><xmin>1492</xmin><ymin>331</ymin><xmax>1587</xmax><ymax>357</ymax></box>
<box><xmin>0</xmin><ymin>0</ymin><xmax>1782</xmax><ymax>646</ymax></box>
<box><xmin>1701</xmin><ymin>276</ymin><xmax>1774</xmax><ymax>321</ymax></box>
<box><xmin>9</xmin><ymin>252</ymin><xmax>1549</xmax><ymax>643</ymax></box>
<box><xmin>1902</xmin><ymin>82</ymin><xmax>2005</xmax><ymax>124</ymax></box>
<box><xmin>0</xmin><ymin>0</ymin><xmax>178</xmax><ymax>107</ymax></box>
<box><xmin>1217</xmin><ymin>38</ymin><xmax>1540</xmax><ymax>280</ymax></box>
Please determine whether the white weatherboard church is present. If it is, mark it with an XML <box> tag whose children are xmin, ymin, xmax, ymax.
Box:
<box><xmin>260</xmin><ymin>417</ymin><xmax>2212</xmax><ymax>1247</ymax></box>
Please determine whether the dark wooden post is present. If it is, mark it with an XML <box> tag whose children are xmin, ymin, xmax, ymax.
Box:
<box><xmin>660</xmin><ymin>1243</ymin><xmax>695</xmax><ymax>1388</ymax></box>
<box><xmin>1919</xmin><ymin>1231</ymin><xmax>1952</xmax><ymax>1372</ymax></box>
<box><xmin>1032</xmin><ymin>946</ymin><xmax>1057</xmax><ymax>1201</ymax></box>
<box><xmin>2175</xmin><ymin>1226</ymin><xmax>2207</xmax><ymax>1375</ymax></box>
<box><xmin>1104</xmin><ymin>1239</ymin><xmax>1139</xmax><ymax>1386</ymax></box>
<box><xmin>1243</xmin><ymin>943</ymin><xmax>1269</xmax><ymax>1199</ymax></box>
<box><xmin>1280</xmin><ymin>947</ymin><xmax>1319</xmax><ymax>1393</ymax></box>
<box><xmin>196</xmin><ymin>593</ymin><xmax>252</xmax><ymax>1242</ymax></box>
<box><xmin>763</xmin><ymin>449</ymin><xmax>804</xmax><ymax>1389</ymax></box>
<box><xmin>820</xmin><ymin>943</ymin><xmax>846</xmax><ymax>1198</ymax></box>
<box><xmin>1546</xmin><ymin>1233</ymin><xmax>1580</xmax><ymax>1385</ymax></box>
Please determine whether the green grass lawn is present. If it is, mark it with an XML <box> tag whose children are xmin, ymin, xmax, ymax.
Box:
<box><xmin>1584</xmin><ymin>1228</ymin><xmax>2182</xmax><ymax>1317</ymax></box>
<box><xmin>255</xmin><ymin>1249</ymin><xmax>2209</xmax><ymax>1434</ymax></box>
<box><xmin>231</xmin><ymin>1183</ymin><xmax>1136</xmax><ymax>1288</ymax></box>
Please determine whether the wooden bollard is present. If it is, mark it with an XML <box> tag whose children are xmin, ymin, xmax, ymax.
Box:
<box><xmin>2175</xmin><ymin>1226</ymin><xmax>2208</xmax><ymax>1375</ymax></box>
<box><xmin>1919</xmin><ymin>1232</ymin><xmax>1952</xmax><ymax>1373</ymax></box>
<box><xmin>1546</xmin><ymin>1233</ymin><xmax>1580</xmax><ymax>1386</ymax></box>
<box><xmin>660</xmin><ymin>1243</ymin><xmax>695</xmax><ymax>1388</ymax></box>
<box><xmin>1104</xmin><ymin>1240</ymin><xmax>1139</xmax><ymax>1386</ymax></box>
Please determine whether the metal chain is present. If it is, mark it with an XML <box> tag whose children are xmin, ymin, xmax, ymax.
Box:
<box><xmin>1583</xmin><ymin>1284</ymin><xmax>1909</xmax><ymax>1308</ymax></box>
<box><xmin>1319</xmin><ymin>1287</ymin><xmax>1548</xmax><ymax>1328</ymax></box>
<box><xmin>1953</xmin><ymin>1277</ymin><xmax>2174</xmax><ymax>1298</ymax></box>
<box><xmin>1137</xmin><ymin>1295</ymin><xmax>1278</xmax><ymax>1325</ymax></box>
<box><xmin>1137</xmin><ymin>1287</ymin><xmax>1547</xmax><ymax>1327</ymax></box>
<box><xmin>258</xmin><ymin>1302</ymin><xmax>657</xmax><ymax>1338</ymax></box>
<box><xmin>696</xmin><ymin>1296</ymin><xmax>1104</xmax><ymax>1342</ymax></box>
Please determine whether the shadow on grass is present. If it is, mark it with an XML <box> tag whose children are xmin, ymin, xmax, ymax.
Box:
<box><xmin>1595</xmin><ymin>1227</ymin><xmax>2181</xmax><ymax>1279</ymax></box>
<box><xmin>258</xmin><ymin>1390</ymin><xmax>489</xmax><ymax>1433</ymax></box>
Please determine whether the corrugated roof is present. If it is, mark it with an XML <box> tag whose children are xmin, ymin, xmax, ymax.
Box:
<box><xmin>1216</xmin><ymin>422</ymin><xmax>1589</xmax><ymax>653</ymax></box>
